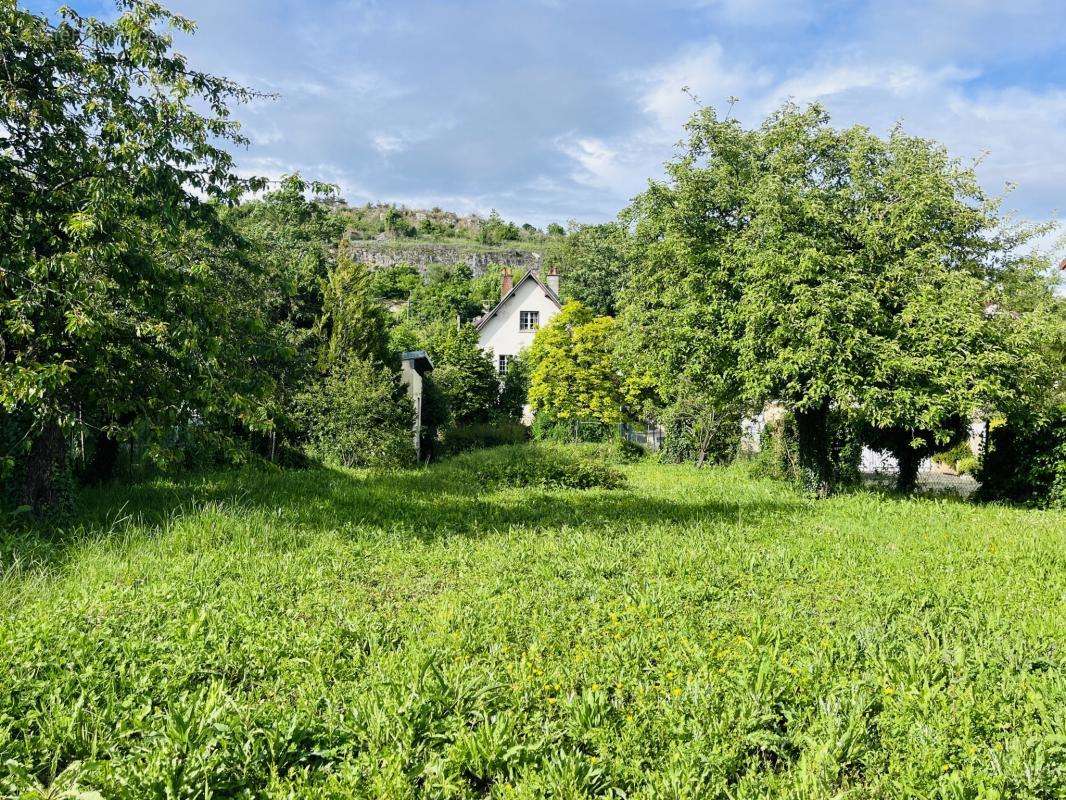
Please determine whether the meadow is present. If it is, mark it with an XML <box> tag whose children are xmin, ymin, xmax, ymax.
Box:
<box><xmin>1</xmin><ymin>446</ymin><xmax>1065</xmax><ymax>798</ymax></box>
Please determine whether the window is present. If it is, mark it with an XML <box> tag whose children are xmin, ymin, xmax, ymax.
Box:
<box><xmin>519</xmin><ymin>310</ymin><xmax>540</xmax><ymax>331</ymax></box>
<box><xmin>498</xmin><ymin>354</ymin><xmax>514</xmax><ymax>375</ymax></box>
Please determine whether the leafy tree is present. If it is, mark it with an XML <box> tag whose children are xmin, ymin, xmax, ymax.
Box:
<box><xmin>427</xmin><ymin>326</ymin><xmax>501</xmax><ymax>426</ymax></box>
<box><xmin>528</xmin><ymin>303</ymin><xmax>624</xmax><ymax>425</ymax></box>
<box><xmin>558</xmin><ymin>223</ymin><xmax>630</xmax><ymax>316</ymax></box>
<box><xmin>498</xmin><ymin>353</ymin><xmax>530</xmax><ymax>422</ymax></box>
<box><xmin>478</xmin><ymin>210</ymin><xmax>520</xmax><ymax>245</ymax></box>
<box><xmin>622</xmin><ymin>102</ymin><xmax>1052</xmax><ymax>494</ymax></box>
<box><xmin>319</xmin><ymin>255</ymin><xmax>393</xmax><ymax>369</ymax></box>
<box><xmin>408</xmin><ymin>263</ymin><xmax>484</xmax><ymax>326</ymax></box>
<box><xmin>0</xmin><ymin>0</ymin><xmax>269</xmax><ymax>508</ymax></box>
<box><xmin>369</xmin><ymin>262</ymin><xmax>422</xmax><ymax>302</ymax></box>
<box><xmin>547</xmin><ymin>222</ymin><xmax>567</xmax><ymax>238</ymax></box>
<box><xmin>294</xmin><ymin>357</ymin><xmax>413</xmax><ymax>468</ymax></box>
<box><xmin>469</xmin><ymin>264</ymin><xmax>526</xmax><ymax>312</ymax></box>
<box><xmin>224</xmin><ymin>174</ymin><xmax>343</xmax><ymax>455</ymax></box>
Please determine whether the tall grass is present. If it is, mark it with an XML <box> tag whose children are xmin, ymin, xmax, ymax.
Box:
<box><xmin>1</xmin><ymin>448</ymin><xmax>1064</xmax><ymax>798</ymax></box>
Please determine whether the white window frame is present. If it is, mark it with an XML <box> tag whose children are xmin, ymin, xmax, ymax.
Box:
<box><xmin>519</xmin><ymin>310</ymin><xmax>540</xmax><ymax>331</ymax></box>
<box><xmin>498</xmin><ymin>354</ymin><xmax>513</xmax><ymax>375</ymax></box>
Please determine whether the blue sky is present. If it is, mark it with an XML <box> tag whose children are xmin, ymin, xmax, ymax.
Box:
<box><xmin>26</xmin><ymin>1</ymin><xmax>1066</xmax><ymax>254</ymax></box>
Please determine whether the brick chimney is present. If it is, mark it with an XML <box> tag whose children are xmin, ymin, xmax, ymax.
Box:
<box><xmin>546</xmin><ymin>265</ymin><xmax>560</xmax><ymax>297</ymax></box>
<box><xmin>500</xmin><ymin>267</ymin><xmax>513</xmax><ymax>299</ymax></box>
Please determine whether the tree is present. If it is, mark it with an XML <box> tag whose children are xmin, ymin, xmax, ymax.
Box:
<box><xmin>224</xmin><ymin>174</ymin><xmax>344</xmax><ymax>457</ymax></box>
<box><xmin>0</xmin><ymin>0</ymin><xmax>269</xmax><ymax>508</ymax></box>
<box><xmin>478</xmin><ymin>210</ymin><xmax>520</xmax><ymax>245</ymax></box>
<box><xmin>557</xmin><ymin>223</ymin><xmax>630</xmax><ymax>317</ymax></box>
<box><xmin>319</xmin><ymin>255</ymin><xmax>393</xmax><ymax>370</ymax></box>
<box><xmin>622</xmin><ymin>102</ymin><xmax>1052</xmax><ymax>493</ymax></box>
<box><xmin>527</xmin><ymin>302</ymin><xmax>624</xmax><ymax>425</ymax></box>
<box><xmin>294</xmin><ymin>357</ymin><xmax>413</xmax><ymax>468</ymax></box>
<box><xmin>427</xmin><ymin>325</ymin><xmax>501</xmax><ymax>426</ymax></box>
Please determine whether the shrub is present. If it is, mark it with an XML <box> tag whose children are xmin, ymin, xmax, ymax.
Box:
<box><xmin>532</xmin><ymin>416</ymin><xmax>614</xmax><ymax>443</ymax></box>
<box><xmin>450</xmin><ymin>444</ymin><xmax>625</xmax><ymax>490</ymax></box>
<box><xmin>595</xmin><ymin>436</ymin><xmax>646</xmax><ymax>464</ymax></box>
<box><xmin>441</xmin><ymin>423</ymin><xmax>529</xmax><ymax>456</ymax></box>
<box><xmin>976</xmin><ymin>407</ymin><xmax>1066</xmax><ymax>507</ymax></box>
<box><xmin>294</xmin><ymin>358</ymin><xmax>414</xmax><ymax>468</ymax></box>
<box><xmin>750</xmin><ymin>410</ymin><xmax>861</xmax><ymax>492</ymax></box>
<box><xmin>659</xmin><ymin>390</ymin><xmax>742</xmax><ymax>467</ymax></box>
<box><xmin>932</xmin><ymin>439</ymin><xmax>978</xmax><ymax>474</ymax></box>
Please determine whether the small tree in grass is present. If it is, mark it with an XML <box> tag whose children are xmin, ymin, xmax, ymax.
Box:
<box><xmin>527</xmin><ymin>302</ymin><xmax>624</xmax><ymax>428</ymax></box>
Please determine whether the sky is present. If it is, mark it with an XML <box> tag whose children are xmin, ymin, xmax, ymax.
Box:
<box><xmin>25</xmin><ymin>0</ymin><xmax>1066</xmax><ymax>256</ymax></box>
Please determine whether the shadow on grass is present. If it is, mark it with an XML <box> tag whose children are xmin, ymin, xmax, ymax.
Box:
<box><xmin>5</xmin><ymin>451</ymin><xmax>806</xmax><ymax>571</ymax></box>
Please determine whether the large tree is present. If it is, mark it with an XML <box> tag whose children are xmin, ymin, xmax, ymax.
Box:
<box><xmin>622</xmin><ymin>102</ymin><xmax>1053</xmax><ymax>493</ymax></box>
<box><xmin>557</xmin><ymin>222</ymin><xmax>630</xmax><ymax>317</ymax></box>
<box><xmin>1</xmin><ymin>0</ymin><xmax>274</xmax><ymax>507</ymax></box>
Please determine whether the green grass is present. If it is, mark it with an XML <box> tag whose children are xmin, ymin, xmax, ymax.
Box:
<box><xmin>2</xmin><ymin>447</ymin><xmax>1065</xmax><ymax>798</ymax></box>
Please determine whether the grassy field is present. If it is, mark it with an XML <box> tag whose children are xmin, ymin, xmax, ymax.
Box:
<box><xmin>1</xmin><ymin>447</ymin><xmax>1065</xmax><ymax>798</ymax></box>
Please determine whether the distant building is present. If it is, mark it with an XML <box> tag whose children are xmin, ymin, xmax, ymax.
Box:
<box><xmin>399</xmin><ymin>350</ymin><xmax>433</xmax><ymax>460</ymax></box>
<box><xmin>476</xmin><ymin>266</ymin><xmax>561</xmax><ymax>376</ymax></box>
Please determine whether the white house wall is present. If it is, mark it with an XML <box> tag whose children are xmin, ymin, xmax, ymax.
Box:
<box><xmin>477</xmin><ymin>279</ymin><xmax>560</xmax><ymax>361</ymax></box>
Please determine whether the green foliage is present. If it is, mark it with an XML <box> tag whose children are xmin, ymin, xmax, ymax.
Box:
<box><xmin>932</xmin><ymin>438</ymin><xmax>979</xmax><ymax>475</ymax></box>
<box><xmin>620</xmin><ymin>101</ymin><xmax>1055</xmax><ymax>494</ymax></box>
<box><xmin>408</xmin><ymin>263</ymin><xmax>484</xmax><ymax>326</ymax></box>
<box><xmin>478</xmin><ymin>210</ymin><xmax>521</xmax><ymax>245</ymax></box>
<box><xmin>369</xmin><ymin>262</ymin><xmax>422</xmax><ymax>301</ymax></box>
<box><xmin>546</xmin><ymin>222</ymin><xmax>567</xmax><ymax>238</ymax></box>
<box><xmin>449</xmin><ymin>444</ymin><xmax>626</xmax><ymax>490</ymax></box>
<box><xmin>2</xmin><ymin>452</ymin><xmax>1064</xmax><ymax>797</ymax></box>
<box><xmin>0</xmin><ymin>0</ymin><xmax>277</xmax><ymax>508</ymax></box>
<box><xmin>293</xmin><ymin>357</ymin><xmax>413</xmax><ymax>468</ymax></box>
<box><xmin>528</xmin><ymin>303</ymin><xmax>624</xmax><ymax>425</ymax></box>
<box><xmin>659</xmin><ymin>378</ymin><xmax>742</xmax><ymax>466</ymax></box>
<box><xmin>752</xmin><ymin>411</ymin><xmax>861</xmax><ymax>493</ymax></box>
<box><xmin>224</xmin><ymin>173</ymin><xmax>344</xmax><ymax>451</ymax></box>
<box><xmin>440</xmin><ymin>422</ymin><xmax>530</xmax><ymax>456</ymax></box>
<box><xmin>428</xmin><ymin>326</ymin><xmax>502</xmax><ymax>427</ymax></box>
<box><xmin>319</xmin><ymin>255</ymin><xmax>393</xmax><ymax>369</ymax></box>
<box><xmin>557</xmin><ymin>222</ymin><xmax>630</xmax><ymax>316</ymax></box>
<box><xmin>497</xmin><ymin>353</ymin><xmax>531</xmax><ymax>422</ymax></box>
<box><xmin>977</xmin><ymin>407</ymin><xmax>1066</xmax><ymax>508</ymax></box>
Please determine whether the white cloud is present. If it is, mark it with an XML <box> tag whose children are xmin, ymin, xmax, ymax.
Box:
<box><xmin>372</xmin><ymin>134</ymin><xmax>406</xmax><ymax>156</ymax></box>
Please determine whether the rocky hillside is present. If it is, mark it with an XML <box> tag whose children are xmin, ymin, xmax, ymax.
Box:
<box><xmin>330</xmin><ymin>201</ymin><xmax>564</xmax><ymax>276</ymax></box>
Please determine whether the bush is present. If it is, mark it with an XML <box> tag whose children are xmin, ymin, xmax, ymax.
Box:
<box><xmin>294</xmin><ymin>358</ymin><xmax>414</xmax><ymax>468</ymax></box>
<box><xmin>976</xmin><ymin>407</ymin><xmax>1066</xmax><ymax>508</ymax></box>
<box><xmin>750</xmin><ymin>410</ymin><xmax>861</xmax><ymax>491</ymax></box>
<box><xmin>932</xmin><ymin>439</ymin><xmax>977</xmax><ymax>474</ymax></box>
<box><xmin>659</xmin><ymin>392</ymin><xmax>741</xmax><ymax>467</ymax></box>
<box><xmin>532</xmin><ymin>417</ymin><xmax>614</xmax><ymax>443</ymax></box>
<box><xmin>450</xmin><ymin>444</ymin><xmax>625</xmax><ymax>490</ymax></box>
<box><xmin>441</xmin><ymin>423</ymin><xmax>529</xmax><ymax>456</ymax></box>
<box><xmin>599</xmin><ymin>436</ymin><xmax>646</xmax><ymax>464</ymax></box>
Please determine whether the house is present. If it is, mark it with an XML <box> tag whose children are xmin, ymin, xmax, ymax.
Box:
<box><xmin>399</xmin><ymin>350</ymin><xmax>433</xmax><ymax>460</ymax></box>
<box><xmin>476</xmin><ymin>266</ymin><xmax>562</xmax><ymax>375</ymax></box>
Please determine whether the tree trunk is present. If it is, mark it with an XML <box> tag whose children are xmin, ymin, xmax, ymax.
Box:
<box><xmin>895</xmin><ymin>448</ymin><xmax>921</xmax><ymax>494</ymax></box>
<box><xmin>795</xmin><ymin>401</ymin><xmax>832</xmax><ymax>497</ymax></box>
<box><xmin>17</xmin><ymin>419</ymin><xmax>69</xmax><ymax>513</ymax></box>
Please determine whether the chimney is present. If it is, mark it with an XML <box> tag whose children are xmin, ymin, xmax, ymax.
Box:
<box><xmin>546</xmin><ymin>265</ymin><xmax>560</xmax><ymax>297</ymax></box>
<box><xmin>500</xmin><ymin>267</ymin><xmax>513</xmax><ymax>299</ymax></box>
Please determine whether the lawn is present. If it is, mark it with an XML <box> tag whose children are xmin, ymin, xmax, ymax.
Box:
<box><xmin>1</xmin><ymin>447</ymin><xmax>1065</xmax><ymax>798</ymax></box>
